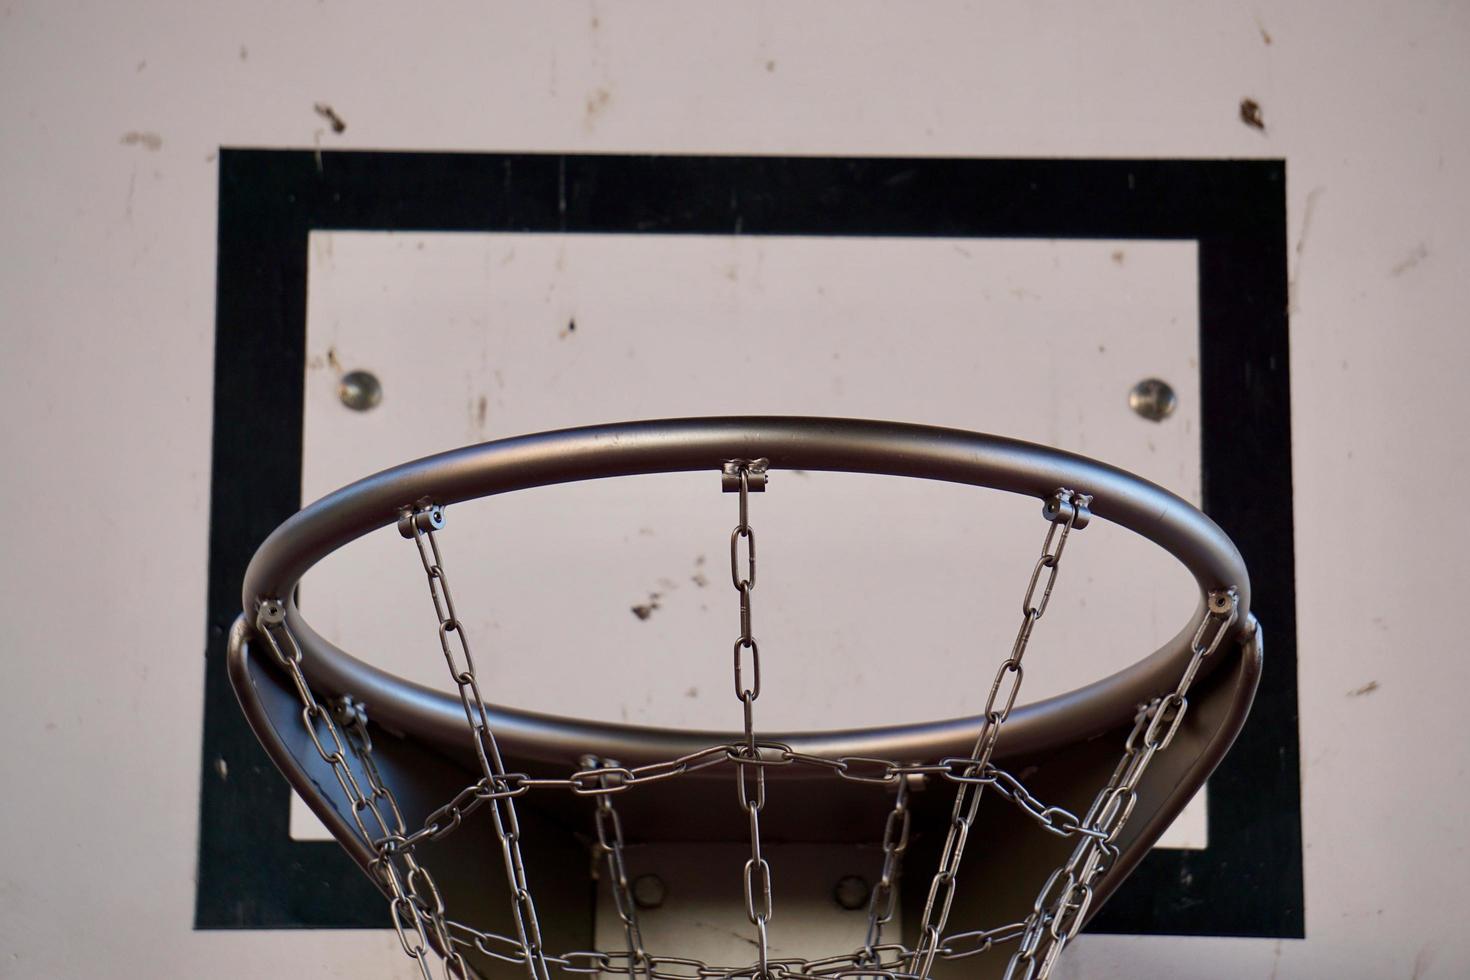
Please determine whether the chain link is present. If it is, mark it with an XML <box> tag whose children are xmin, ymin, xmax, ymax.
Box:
<box><xmin>254</xmin><ymin>605</ymin><xmax>445</xmax><ymax>980</ymax></box>
<box><xmin>585</xmin><ymin>754</ymin><xmax>654</xmax><ymax>980</ymax></box>
<box><xmin>338</xmin><ymin>697</ymin><xmax>475</xmax><ymax>980</ymax></box>
<box><xmin>725</xmin><ymin>459</ymin><xmax>775</xmax><ymax>978</ymax></box>
<box><xmin>907</xmin><ymin>489</ymin><xmax>1090</xmax><ymax>979</ymax></box>
<box><xmin>1000</xmin><ymin>588</ymin><xmax>1240</xmax><ymax>980</ymax></box>
<box><xmin>403</xmin><ymin>504</ymin><xmax>552</xmax><ymax>980</ymax></box>
<box><xmin>860</xmin><ymin>775</ymin><xmax>911</xmax><ymax>962</ymax></box>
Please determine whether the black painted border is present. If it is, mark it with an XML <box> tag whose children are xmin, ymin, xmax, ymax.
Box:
<box><xmin>197</xmin><ymin>150</ymin><xmax>1303</xmax><ymax>937</ymax></box>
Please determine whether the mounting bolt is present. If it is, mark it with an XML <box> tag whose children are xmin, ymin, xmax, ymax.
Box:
<box><xmin>1208</xmin><ymin>590</ymin><xmax>1236</xmax><ymax>616</ymax></box>
<box><xmin>631</xmin><ymin>874</ymin><xmax>667</xmax><ymax>910</ymax></box>
<box><xmin>1129</xmin><ymin>378</ymin><xmax>1177</xmax><ymax>422</ymax></box>
<box><xmin>833</xmin><ymin>875</ymin><xmax>871</xmax><ymax>911</ymax></box>
<box><xmin>339</xmin><ymin>370</ymin><xmax>383</xmax><ymax>412</ymax></box>
<box><xmin>256</xmin><ymin>599</ymin><xmax>287</xmax><ymax>628</ymax></box>
<box><xmin>332</xmin><ymin>695</ymin><xmax>368</xmax><ymax>728</ymax></box>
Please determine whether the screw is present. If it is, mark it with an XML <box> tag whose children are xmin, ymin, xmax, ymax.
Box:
<box><xmin>1129</xmin><ymin>378</ymin><xmax>1177</xmax><ymax>422</ymax></box>
<box><xmin>631</xmin><ymin>874</ymin><xmax>666</xmax><ymax>910</ymax></box>
<box><xmin>339</xmin><ymin>370</ymin><xmax>382</xmax><ymax>411</ymax></box>
<box><xmin>833</xmin><ymin>875</ymin><xmax>871</xmax><ymax>911</ymax></box>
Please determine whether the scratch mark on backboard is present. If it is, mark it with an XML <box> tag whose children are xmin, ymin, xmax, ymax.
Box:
<box><xmin>1288</xmin><ymin>187</ymin><xmax>1325</xmax><ymax>314</ymax></box>
<box><xmin>1389</xmin><ymin>243</ymin><xmax>1429</xmax><ymax>277</ymax></box>
<box><xmin>120</xmin><ymin>131</ymin><xmax>163</xmax><ymax>151</ymax></box>
<box><xmin>313</xmin><ymin>102</ymin><xmax>347</xmax><ymax>134</ymax></box>
<box><xmin>584</xmin><ymin>87</ymin><xmax>613</xmax><ymax>129</ymax></box>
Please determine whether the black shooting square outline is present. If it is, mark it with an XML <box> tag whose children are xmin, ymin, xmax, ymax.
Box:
<box><xmin>198</xmin><ymin>150</ymin><xmax>1302</xmax><ymax>938</ymax></box>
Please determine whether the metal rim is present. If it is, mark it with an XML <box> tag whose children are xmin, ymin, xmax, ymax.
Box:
<box><xmin>241</xmin><ymin>417</ymin><xmax>1252</xmax><ymax>766</ymax></box>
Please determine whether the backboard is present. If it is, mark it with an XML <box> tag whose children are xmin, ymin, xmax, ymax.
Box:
<box><xmin>197</xmin><ymin>152</ymin><xmax>1298</xmax><ymax>951</ymax></box>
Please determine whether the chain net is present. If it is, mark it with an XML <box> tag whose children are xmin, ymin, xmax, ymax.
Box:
<box><xmin>251</xmin><ymin>462</ymin><xmax>1240</xmax><ymax>980</ymax></box>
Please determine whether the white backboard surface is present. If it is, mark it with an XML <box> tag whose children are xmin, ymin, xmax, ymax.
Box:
<box><xmin>301</xmin><ymin>232</ymin><xmax>1202</xmax><ymax>729</ymax></box>
<box><xmin>3</xmin><ymin>2</ymin><xmax>1469</xmax><ymax>979</ymax></box>
<box><xmin>290</xmin><ymin>231</ymin><xmax>1209</xmax><ymax>852</ymax></box>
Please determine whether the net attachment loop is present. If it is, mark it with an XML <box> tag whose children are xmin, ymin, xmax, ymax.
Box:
<box><xmin>1041</xmin><ymin>489</ymin><xmax>1092</xmax><ymax>530</ymax></box>
<box><xmin>398</xmin><ymin>501</ymin><xmax>446</xmax><ymax>538</ymax></box>
<box><xmin>722</xmin><ymin>458</ymin><xmax>770</xmax><ymax>492</ymax></box>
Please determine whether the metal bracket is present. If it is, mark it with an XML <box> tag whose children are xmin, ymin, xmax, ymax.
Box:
<box><xmin>721</xmin><ymin>458</ymin><xmax>770</xmax><ymax>492</ymax></box>
<box><xmin>1041</xmin><ymin>489</ymin><xmax>1093</xmax><ymax>530</ymax></box>
<box><xmin>333</xmin><ymin>694</ymin><xmax>369</xmax><ymax>729</ymax></box>
<box><xmin>397</xmin><ymin>503</ymin><xmax>446</xmax><ymax>538</ymax></box>
<box><xmin>1207</xmin><ymin>589</ymin><xmax>1236</xmax><ymax>616</ymax></box>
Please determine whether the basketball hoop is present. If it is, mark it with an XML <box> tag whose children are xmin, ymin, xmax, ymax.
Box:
<box><xmin>228</xmin><ymin>417</ymin><xmax>1260</xmax><ymax>980</ymax></box>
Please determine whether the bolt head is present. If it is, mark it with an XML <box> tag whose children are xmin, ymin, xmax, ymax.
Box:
<box><xmin>1129</xmin><ymin>378</ymin><xmax>1177</xmax><ymax>422</ymax></box>
<box><xmin>833</xmin><ymin>874</ymin><xmax>871</xmax><ymax>911</ymax></box>
<box><xmin>339</xmin><ymin>370</ymin><xmax>382</xmax><ymax>412</ymax></box>
<box><xmin>631</xmin><ymin>874</ymin><xmax>666</xmax><ymax>909</ymax></box>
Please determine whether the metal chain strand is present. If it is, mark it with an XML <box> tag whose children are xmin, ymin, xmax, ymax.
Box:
<box><xmin>403</xmin><ymin>504</ymin><xmax>553</xmax><ymax>980</ymax></box>
<box><xmin>302</xmin><ymin>713</ymin><xmax>1149</xmax><ymax>980</ymax></box>
<box><xmin>908</xmin><ymin>489</ymin><xmax>1090</xmax><ymax>980</ymax></box>
<box><xmin>1002</xmin><ymin>589</ymin><xmax>1240</xmax><ymax>980</ymax></box>
<box><xmin>438</xmin><ymin>933</ymin><xmax>936</xmax><ymax>979</ymax></box>
<box><xmin>337</xmin><ymin>697</ymin><xmax>474</xmax><ymax>980</ymax></box>
<box><xmin>252</xmin><ymin>605</ymin><xmax>442</xmax><ymax>980</ymax></box>
<box><xmin>437</xmin><ymin>925</ymin><xmax>1027</xmax><ymax>980</ymax></box>
<box><xmin>860</xmin><ymin>775</ymin><xmax>911</xmax><ymax>963</ymax></box>
<box><xmin>725</xmin><ymin>460</ymin><xmax>774</xmax><ymax>978</ymax></box>
<box><xmin>937</xmin><ymin>923</ymin><xmax>1029</xmax><ymax>961</ymax></box>
<box><xmin>585</xmin><ymin>755</ymin><xmax>654</xmax><ymax>980</ymax></box>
